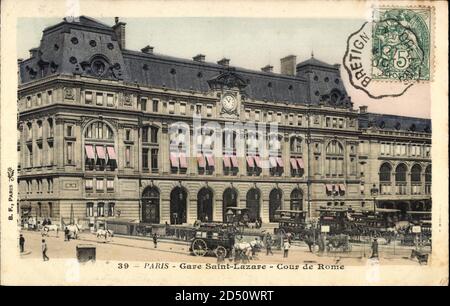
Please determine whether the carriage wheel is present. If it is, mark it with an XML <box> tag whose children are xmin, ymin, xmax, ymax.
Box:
<box><xmin>214</xmin><ymin>246</ymin><xmax>227</xmax><ymax>258</ymax></box>
<box><xmin>191</xmin><ymin>239</ymin><xmax>208</xmax><ymax>256</ymax></box>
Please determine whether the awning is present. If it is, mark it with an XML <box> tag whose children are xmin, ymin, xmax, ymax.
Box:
<box><xmin>246</xmin><ymin>156</ymin><xmax>255</xmax><ymax>168</ymax></box>
<box><xmin>96</xmin><ymin>146</ymin><xmax>106</xmax><ymax>159</ymax></box>
<box><xmin>206</xmin><ymin>155</ymin><xmax>215</xmax><ymax>167</ymax></box>
<box><xmin>85</xmin><ymin>145</ymin><xmax>95</xmax><ymax>159</ymax></box>
<box><xmin>223</xmin><ymin>155</ymin><xmax>231</xmax><ymax>168</ymax></box>
<box><xmin>290</xmin><ymin>158</ymin><xmax>298</xmax><ymax>170</ymax></box>
<box><xmin>197</xmin><ymin>154</ymin><xmax>206</xmax><ymax>168</ymax></box>
<box><xmin>269</xmin><ymin>157</ymin><xmax>277</xmax><ymax>168</ymax></box>
<box><xmin>296</xmin><ymin>158</ymin><xmax>304</xmax><ymax>169</ymax></box>
<box><xmin>326</xmin><ymin>184</ymin><xmax>333</xmax><ymax>192</ymax></box>
<box><xmin>334</xmin><ymin>184</ymin><xmax>340</xmax><ymax>191</ymax></box>
<box><xmin>179</xmin><ymin>153</ymin><xmax>187</xmax><ymax>168</ymax></box>
<box><xmin>170</xmin><ymin>152</ymin><xmax>179</xmax><ymax>168</ymax></box>
<box><xmin>230</xmin><ymin>155</ymin><xmax>239</xmax><ymax>168</ymax></box>
<box><xmin>106</xmin><ymin>146</ymin><xmax>116</xmax><ymax>160</ymax></box>
<box><xmin>276</xmin><ymin>157</ymin><xmax>284</xmax><ymax>167</ymax></box>
<box><xmin>339</xmin><ymin>184</ymin><xmax>346</xmax><ymax>192</ymax></box>
<box><xmin>254</xmin><ymin>156</ymin><xmax>262</xmax><ymax>168</ymax></box>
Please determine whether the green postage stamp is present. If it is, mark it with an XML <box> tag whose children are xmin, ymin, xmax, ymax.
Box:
<box><xmin>372</xmin><ymin>7</ymin><xmax>431</xmax><ymax>81</ymax></box>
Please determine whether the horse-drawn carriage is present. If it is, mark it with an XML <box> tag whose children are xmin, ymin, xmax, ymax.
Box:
<box><xmin>273</xmin><ymin>210</ymin><xmax>309</xmax><ymax>240</ymax></box>
<box><xmin>350</xmin><ymin>208</ymin><xmax>400</xmax><ymax>242</ymax></box>
<box><xmin>189</xmin><ymin>223</ymin><xmax>237</xmax><ymax>258</ymax></box>
<box><xmin>400</xmin><ymin>211</ymin><xmax>432</xmax><ymax>246</ymax></box>
<box><xmin>317</xmin><ymin>206</ymin><xmax>354</xmax><ymax>235</ymax></box>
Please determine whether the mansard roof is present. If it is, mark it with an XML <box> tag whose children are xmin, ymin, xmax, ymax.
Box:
<box><xmin>359</xmin><ymin>112</ymin><xmax>431</xmax><ymax>133</ymax></box>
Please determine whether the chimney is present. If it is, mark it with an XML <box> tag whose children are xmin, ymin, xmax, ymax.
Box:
<box><xmin>112</xmin><ymin>17</ymin><xmax>126</xmax><ymax>49</ymax></box>
<box><xmin>29</xmin><ymin>48</ymin><xmax>38</xmax><ymax>58</ymax></box>
<box><xmin>217</xmin><ymin>58</ymin><xmax>230</xmax><ymax>66</ymax></box>
<box><xmin>359</xmin><ymin>105</ymin><xmax>368</xmax><ymax>113</ymax></box>
<box><xmin>280</xmin><ymin>55</ymin><xmax>296</xmax><ymax>76</ymax></box>
<box><xmin>141</xmin><ymin>45</ymin><xmax>154</xmax><ymax>54</ymax></box>
<box><xmin>261</xmin><ymin>65</ymin><xmax>273</xmax><ymax>73</ymax></box>
<box><xmin>193</xmin><ymin>54</ymin><xmax>206</xmax><ymax>62</ymax></box>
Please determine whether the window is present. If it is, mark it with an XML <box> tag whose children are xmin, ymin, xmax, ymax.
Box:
<box><xmin>125</xmin><ymin>129</ymin><xmax>131</xmax><ymax>141</ymax></box>
<box><xmin>26</xmin><ymin>96</ymin><xmax>32</xmax><ymax>108</ymax></box>
<box><xmin>152</xmin><ymin>99</ymin><xmax>159</xmax><ymax>112</ymax></box>
<box><xmin>207</xmin><ymin>105</ymin><xmax>213</xmax><ymax>117</ymax></box>
<box><xmin>97</xmin><ymin>203</ymin><xmax>105</xmax><ymax>217</ymax></box>
<box><xmin>277</xmin><ymin>113</ymin><xmax>282</xmax><ymax>123</ymax></box>
<box><xmin>379</xmin><ymin>163</ymin><xmax>392</xmax><ymax>182</ymax></box>
<box><xmin>150</xmin><ymin>127</ymin><xmax>158</xmax><ymax>143</ymax></box>
<box><xmin>125</xmin><ymin>146</ymin><xmax>131</xmax><ymax>167</ymax></box>
<box><xmin>37</xmin><ymin>121</ymin><xmax>43</xmax><ymax>139</ymax></box>
<box><xmin>268</xmin><ymin>112</ymin><xmax>273</xmax><ymax>121</ymax></box>
<box><xmin>107</xmin><ymin>94</ymin><xmax>114</xmax><ymax>107</ymax></box>
<box><xmin>107</xmin><ymin>179</ymin><xmax>114</xmax><ymax>191</ymax></box>
<box><xmin>142</xmin><ymin>148</ymin><xmax>149</xmax><ymax>170</ymax></box>
<box><xmin>180</xmin><ymin>103</ymin><xmax>186</xmax><ymax>115</ymax></box>
<box><xmin>326</xmin><ymin>117</ymin><xmax>331</xmax><ymax>128</ymax></box>
<box><xmin>27</xmin><ymin>144</ymin><xmax>33</xmax><ymax>167</ymax></box>
<box><xmin>48</xmin><ymin>202</ymin><xmax>53</xmax><ymax>218</ymax></box>
<box><xmin>96</xmin><ymin>93</ymin><xmax>103</xmax><ymax>105</ymax></box>
<box><xmin>66</xmin><ymin>125</ymin><xmax>73</xmax><ymax>137</ymax></box>
<box><xmin>66</xmin><ymin>142</ymin><xmax>73</xmax><ymax>164</ymax></box>
<box><xmin>338</xmin><ymin>118</ymin><xmax>344</xmax><ymax>128</ymax></box>
<box><xmin>47</xmin><ymin>91</ymin><xmax>53</xmax><ymax>103</ymax></box>
<box><xmin>47</xmin><ymin>178</ymin><xmax>53</xmax><ymax>193</ymax></box>
<box><xmin>107</xmin><ymin>203</ymin><xmax>115</xmax><ymax>217</ymax></box>
<box><xmin>37</xmin><ymin>93</ymin><xmax>42</xmax><ymax>105</ymax></box>
<box><xmin>290</xmin><ymin>137</ymin><xmax>302</xmax><ymax>154</ymax></box>
<box><xmin>151</xmin><ymin>149</ymin><xmax>158</xmax><ymax>171</ymax></box>
<box><xmin>245</xmin><ymin>109</ymin><xmax>251</xmax><ymax>120</ymax></box>
<box><xmin>297</xmin><ymin>115</ymin><xmax>303</xmax><ymax>126</ymax></box>
<box><xmin>196</xmin><ymin>104</ymin><xmax>202</xmax><ymax>115</ymax></box>
<box><xmin>85</xmin><ymin>91</ymin><xmax>93</xmax><ymax>104</ymax></box>
<box><xmin>255</xmin><ymin>111</ymin><xmax>261</xmax><ymax>121</ymax></box>
<box><xmin>85</xmin><ymin>179</ymin><xmax>93</xmax><ymax>191</ymax></box>
<box><xmin>168</xmin><ymin>101</ymin><xmax>175</xmax><ymax>114</ymax></box>
<box><xmin>140</xmin><ymin>98</ymin><xmax>147</xmax><ymax>111</ymax></box>
<box><xmin>425</xmin><ymin>146</ymin><xmax>431</xmax><ymax>157</ymax></box>
<box><xmin>289</xmin><ymin>114</ymin><xmax>294</xmax><ymax>125</ymax></box>
<box><xmin>325</xmin><ymin>140</ymin><xmax>344</xmax><ymax>177</ymax></box>
<box><xmin>86</xmin><ymin>203</ymin><xmax>94</xmax><ymax>217</ymax></box>
<box><xmin>96</xmin><ymin>178</ymin><xmax>104</xmax><ymax>192</ymax></box>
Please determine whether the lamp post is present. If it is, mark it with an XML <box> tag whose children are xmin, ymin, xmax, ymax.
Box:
<box><xmin>370</xmin><ymin>184</ymin><xmax>379</xmax><ymax>213</ymax></box>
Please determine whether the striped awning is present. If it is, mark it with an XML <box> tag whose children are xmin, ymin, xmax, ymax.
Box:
<box><xmin>254</xmin><ymin>156</ymin><xmax>262</xmax><ymax>168</ymax></box>
<box><xmin>326</xmin><ymin>184</ymin><xmax>333</xmax><ymax>192</ymax></box>
<box><xmin>230</xmin><ymin>155</ymin><xmax>239</xmax><ymax>168</ymax></box>
<box><xmin>179</xmin><ymin>153</ymin><xmax>187</xmax><ymax>168</ymax></box>
<box><xmin>106</xmin><ymin>146</ymin><xmax>116</xmax><ymax>160</ymax></box>
<box><xmin>85</xmin><ymin>145</ymin><xmax>95</xmax><ymax>159</ymax></box>
<box><xmin>246</xmin><ymin>156</ymin><xmax>255</xmax><ymax>168</ymax></box>
<box><xmin>170</xmin><ymin>152</ymin><xmax>179</xmax><ymax>168</ymax></box>
<box><xmin>223</xmin><ymin>155</ymin><xmax>231</xmax><ymax>168</ymax></box>
<box><xmin>339</xmin><ymin>184</ymin><xmax>346</xmax><ymax>192</ymax></box>
<box><xmin>276</xmin><ymin>157</ymin><xmax>284</xmax><ymax>167</ymax></box>
<box><xmin>197</xmin><ymin>154</ymin><xmax>206</xmax><ymax>168</ymax></box>
<box><xmin>290</xmin><ymin>158</ymin><xmax>298</xmax><ymax>170</ymax></box>
<box><xmin>296</xmin><ymin>158</ymin><xmax>304</xmax><ymax>169</ymax></box>
<box><xmin>206</xmin><ymin>155</ymin><xmax>215</xmax><ymax>167</ymax></box>
<box><xmin>96</xmin><ymin>146</ymin><xmax>106</xmax><ymax>159</ymax></box>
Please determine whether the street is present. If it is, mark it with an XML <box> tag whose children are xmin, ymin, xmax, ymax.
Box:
<box><xmin>19</xmin><ymin>230</ymin><xmax>428</xmax><ymax>266</ymax></box>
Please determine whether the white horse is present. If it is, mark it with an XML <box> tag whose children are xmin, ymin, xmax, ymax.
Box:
<box><xmin>42</xmin><ymin>224</ymin><xmax>59</xmax><ymax>237</ymax></box>
<box><xmin>96</xmin><ymin>229</ymin><xmax>114</xmax><ymax>240</ymax></box>
<box><xmin>233</xmin><ymin>240</ymin><xmax>263</xmax><ymax>262</ymax></box>
<box><xmin>66</xmin><ymin>224</ymin><xmax>82</xmax><ymax>239</ymax></box>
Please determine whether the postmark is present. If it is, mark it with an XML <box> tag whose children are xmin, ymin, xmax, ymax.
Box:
<box><xmin>343</xmin><ymin>6</ymin><xmax>433</xmax><ymax>99</ymax></box>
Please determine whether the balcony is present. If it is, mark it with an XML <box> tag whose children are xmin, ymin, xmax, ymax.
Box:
<box><xmin>379</xmin><ymin>182</ymin><xmax>392</xmax><ymax>195</ymax></box>
<box><xmin>395</xmin><ymin>183</ymin><xmax>407</xmax><ymax>195</ymax></box>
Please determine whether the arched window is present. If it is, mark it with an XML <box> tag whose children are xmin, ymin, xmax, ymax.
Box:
<box><xmin>395</xmin><ymin>164</ymin><xmax>407</xmax><ymax>182</ymax></box>
<box><xmin>379</xmin><ymin>163</ymin><xmax>392</xmax><ymax>182</ymax></box>
<box><xmin>84</xmin><ymin>121</ymin><xmax>116</xmax><ymax>171</ymax></box>
<box><xmin>325</xmin><ymin>140</ymin><xmax>344</xmax><ymax>177</ymax></box>
<box><xmin>37</xmin><ymin>120</ymin><xmax>43</xmax><ymax>139</ymax></box>
<box><xmin>290</xmin><ymin>189</ymin><xmax>303</xmax><ymax>211</ymax></box>
<box><xmin>411</xmin><ymin>164</ymin><xmax>422</xmax><ymax>182</ymax></box>
<box><xmin>47</xmin><ymin>118</ymin><xmax>53</xmax><ymax>138</ymax></box>
<box><xmin>425</xmin><ymin>165</ymin><xmax>431</xmax><ymax>183</ymax></box>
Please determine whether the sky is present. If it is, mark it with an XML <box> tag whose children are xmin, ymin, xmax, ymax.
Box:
<box><xmin>17</xmin><ymin>17</ymin><xmax>430</xmax><ymax>118</ymax></box>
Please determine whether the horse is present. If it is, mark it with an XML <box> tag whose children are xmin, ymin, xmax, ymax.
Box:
<box><xmin>42</xmin><ymin>224</ymin><xmax>59</xmax><ymax>237</ymax></box>
<box><xmin>96</xmin><ymin>229</ymin><xmax>114</xmax><ymax>240</ymax></box>
<box><xmin>233</xmin><ymin>240</ymin><xmax>263</xmax><ymax>263</ymax></box>
<box><xmin>66</xmin><ymin>224</ymin><xmax>82</xmax><ymax>239</ymax></box>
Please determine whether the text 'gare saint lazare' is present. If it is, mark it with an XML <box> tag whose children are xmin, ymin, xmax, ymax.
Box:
<box><xmin>17</xmin><ymin>16</ymin><xmax>431</xmax><ymax>226</ymax></box>
<box><xmin>179</xmin><ymin>263</ymin><xmax>345</xmax><ymax>270</ymax></box>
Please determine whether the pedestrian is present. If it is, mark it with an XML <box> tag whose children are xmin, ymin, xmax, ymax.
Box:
<box><xmin>283</xmin><ymin>240</ymin><xmax>290</xmax><ymax>258</ymax></box>
<box><xmin>19</xmin><ymin>234</ymin><xmax>25</xmax><ymax>253</ymax></box>
<box><xmin>41</xmin><ymin>239</ymin><xmax>49</xmax><ymax>261</ymax></box>
<box><xmin>153</xmin><ymin>233</ymin><xmax>158</xmax><ymax>248</ymax></box>
<box><xmin>370</xmin><ymin>238</ymin><xmax>379</xmax><ymax>259</ymax></box>
<box><xmin>64</xmin><ymin>227</ymin><xmax>70</xmax><ymax>241</ymax></box>
<box><xmin>266</xmin><ymin>234</ymin><xmax>273</xmax><ymax>256</ymax></box>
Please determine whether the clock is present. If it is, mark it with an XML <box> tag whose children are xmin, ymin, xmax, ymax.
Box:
<box><xmin>221</xmin><ymin>94</ymin><xmax>237</xmax><ymax>112</ymax></box>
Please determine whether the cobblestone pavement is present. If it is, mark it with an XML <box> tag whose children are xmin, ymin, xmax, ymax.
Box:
<box><xmin>19</xmin><ymin>230</ymin><xmax>427</xmax><ymax>266</ymax></box>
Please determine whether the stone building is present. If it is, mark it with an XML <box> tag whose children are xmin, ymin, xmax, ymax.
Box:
<box><xmin>17</xmin><ymin>16</ymin><xmax>432</xmax><ymax>225</ymax></box>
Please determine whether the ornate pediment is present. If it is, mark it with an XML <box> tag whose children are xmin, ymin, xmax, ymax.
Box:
<box><xmin>207</xmin><ymin>68</ymin><xmax>247</xmax><ymax>91</ymax></box>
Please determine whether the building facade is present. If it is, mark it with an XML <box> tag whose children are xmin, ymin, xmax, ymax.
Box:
<box><xmin>17</xmin><ymin>16</ymin><xmax>432</xmax><ymax>225</ymax></box>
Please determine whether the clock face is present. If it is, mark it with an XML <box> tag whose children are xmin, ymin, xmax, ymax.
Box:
<box><xmin>222</xmin><ymin>94</ymin><xmax>237</xmax><ymax>112</ymax></box>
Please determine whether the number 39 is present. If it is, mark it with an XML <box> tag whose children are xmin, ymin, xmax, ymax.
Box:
<box><xmin>118</xmin><ymin>263</ymin><xmax>129</xmax><ymax>269</ymax></box>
